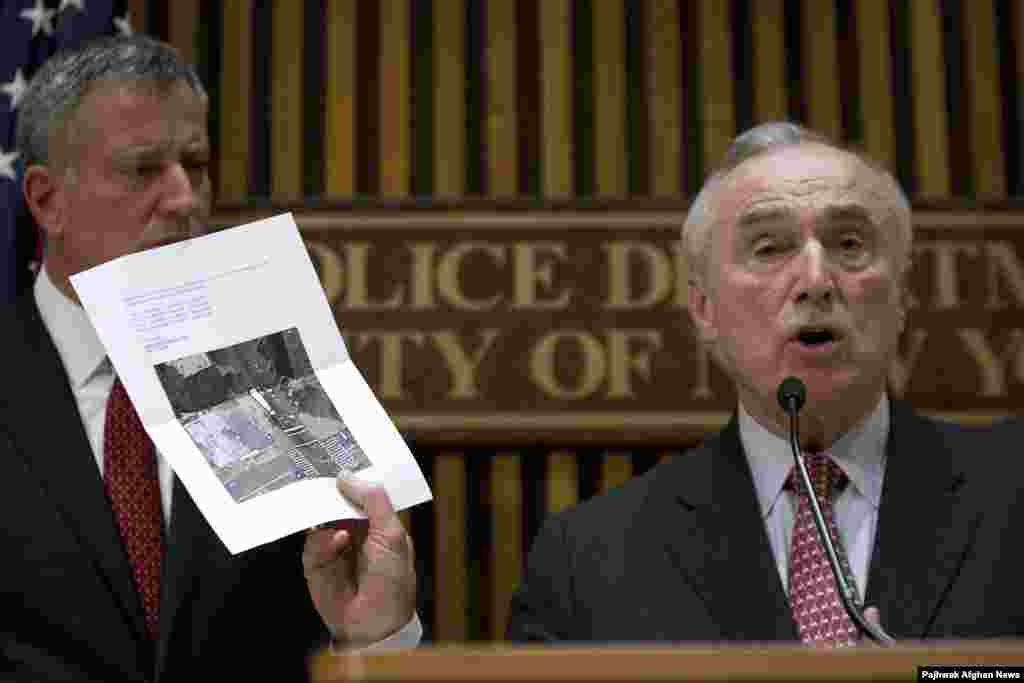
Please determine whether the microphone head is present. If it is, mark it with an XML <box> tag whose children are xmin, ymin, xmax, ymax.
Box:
<box><xmin>777</xmin><ymin>376</ymin><xmax>807</xmax><ymax>414</ymax></box>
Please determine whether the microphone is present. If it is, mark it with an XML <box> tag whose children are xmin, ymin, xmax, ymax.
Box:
<box><xmin>777</xmin><ymin>376</ymin><xmax>806</xmax><ymax>415</ymax></box>
<box><xmin>777</xmin><ymin>376</ymin><xmax>894</xmax><ymax>646</ymax></box>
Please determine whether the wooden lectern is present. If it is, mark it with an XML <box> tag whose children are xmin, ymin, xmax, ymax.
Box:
<box><xmin>312</xmin><ymin>643</ymin><xmax>1024</xmax><ymax>681</ymax></box>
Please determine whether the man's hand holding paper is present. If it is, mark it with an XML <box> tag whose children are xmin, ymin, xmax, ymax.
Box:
<box><xmin>304</xmin><ymin>475</ymin><xmax>418</xmax><ymax>646</ymax></box>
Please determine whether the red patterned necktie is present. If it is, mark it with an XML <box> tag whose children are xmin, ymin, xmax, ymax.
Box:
<box><xmin>104</xmin><ymin>376</ymin><xmax>163</xmax><ymax>641</ymax></box>
<box><xmin>786</xmin><ymin>453</ymin><xmax>860</xmax><ymax>646</ymax></box>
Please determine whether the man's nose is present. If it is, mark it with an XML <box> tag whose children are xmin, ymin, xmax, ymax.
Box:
<box><xmin>157</xmin><ymin>162</ymin><xmax>202</xmax><ymax>217</ymax></box>
<box><xmin>793</xmin><ymin>241</ymin><xmax>835</xmax><ymax>305</ymax></box>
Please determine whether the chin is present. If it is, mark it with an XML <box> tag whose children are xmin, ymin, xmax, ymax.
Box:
<box><xmin>796</xmin><ymin>371</ymin><xmax>858</xmax><ymax>401</ymax></box>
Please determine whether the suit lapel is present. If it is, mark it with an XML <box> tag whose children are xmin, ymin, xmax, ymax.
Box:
<box><xmin>156</xmin><ymin>475</ymin><xmax>234</xmax><ymax>674</ymax></box>
<box><xmin>660</xmin><ymin>420</ymin><xmax>798</xmax><ymax>641</ymax></box>
<box><xmin>864</xmin><ymin>402</ymin><xmax>975</xmax><ymax>638</ymax></box>
<box><xmin>3</xmin><ymin>296</ymin><xmax>152</xmax><ymax>653</ymax></box>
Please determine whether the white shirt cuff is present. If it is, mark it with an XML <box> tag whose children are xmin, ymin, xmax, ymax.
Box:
<box><xmin>333</xmin><ymin>613</ymin><xmax>423</xmax><ymax>653</ymax></box>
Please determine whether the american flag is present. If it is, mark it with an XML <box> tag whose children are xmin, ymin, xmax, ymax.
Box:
<box><xmin>1</xmin><ymin>0</ymin><xmax>130</xmax><ymax>303</ymax></box>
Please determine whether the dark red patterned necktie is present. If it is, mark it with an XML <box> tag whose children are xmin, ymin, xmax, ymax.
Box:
<box><xmin>786</xmin><ymin>453</ymin><xmax>860</xmax><ymax>646</ymax></box>
<box><xmin>104</xmin><ymin>376</ymin><xmax>163</xmax><ymax>641</ymax></box>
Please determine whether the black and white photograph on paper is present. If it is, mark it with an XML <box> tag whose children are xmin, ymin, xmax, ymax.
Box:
<box><xmin>155</xmin><ymin>327</ymin><xmax>372</xmax><ymax>503</ymax></box>
<box><xmin>75</xmin><ymin>213</ymin><xmax>431</xmax><ymax>553</ymax></box>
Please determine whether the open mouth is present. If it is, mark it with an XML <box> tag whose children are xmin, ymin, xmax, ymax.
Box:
<box><xmin>795</xmin><ymin>327</ymin><xmax>841</xmax><ymax>347</ymax></box>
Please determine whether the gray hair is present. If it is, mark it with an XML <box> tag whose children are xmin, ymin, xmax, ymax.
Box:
<box><xmin>682</xmin><ymin>122</ymin><xmax>913</xmax><ymax>284</ymax></box>
<box><xmin>16</xmin><ymin>35</ymin><xmax>205</xmax><ymax>170</ymax></box>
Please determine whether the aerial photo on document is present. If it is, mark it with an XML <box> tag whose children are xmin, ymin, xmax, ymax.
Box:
<box><xmin>155</xmin><ymin>326</ymin><xmax>371</xmax><ymax>503</ymax></box>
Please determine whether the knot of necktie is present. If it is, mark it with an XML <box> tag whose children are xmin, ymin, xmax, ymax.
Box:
<box><xmin>785</xmin><ymin>452</ymin><xmax>848</xmax><ymax>502</ymax></box>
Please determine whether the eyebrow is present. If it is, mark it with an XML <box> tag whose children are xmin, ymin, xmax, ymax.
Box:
<box><xmin>822</xmin><ymin>204</ymin><xmax>875</xmax><ymax>225</ymax></box>
<box><xmin>735</xmin><ymin>203</ymin><xmax>877</xmax><ymax>232</ymax></box>
<box><xmin>112</xmin><ymin>138</ymin><xmax>210</xmax><ymax>163</ymax></box>
<box><xmin>735</xmin><ymin>207</ymin><xmax>793</xmax><ymax>232</ymax></box>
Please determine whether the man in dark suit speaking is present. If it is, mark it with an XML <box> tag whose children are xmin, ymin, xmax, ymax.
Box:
<box><xmin>507</xmin><ymin>123</ymin><xmax>1024</xmax><ymax>645</ymax></box>
<box><xmin>1</xmin><ymin>36</ymin><xmax>418</xmax><ymax>681</ymax></box>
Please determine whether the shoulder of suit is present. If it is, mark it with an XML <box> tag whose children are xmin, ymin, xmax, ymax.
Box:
<box><xmin>892</xmin><ymin>401</ymin><xmax>1015</xmax><ymax>485</ymax></box>
<box><xmin>542</xmin><ymin>436</ymin><xmax>714</xmax><ymax>532</ymax></box>
<box><xmin>972</xmin><ymin>414</ymin><xmax>1024</xmax><ymax>477</ymax></box>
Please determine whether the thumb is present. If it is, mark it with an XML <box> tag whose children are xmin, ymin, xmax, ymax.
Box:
<box><xmin>335</xmin><ymin>474</ymin><xmax>400</xmax><ymax>533</ymax></box>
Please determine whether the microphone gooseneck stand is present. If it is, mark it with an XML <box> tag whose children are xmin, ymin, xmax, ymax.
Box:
<box><xmin>777</xmin><ymin>377</ymin><xmax>895</xmax><ymax>646</ymax></box>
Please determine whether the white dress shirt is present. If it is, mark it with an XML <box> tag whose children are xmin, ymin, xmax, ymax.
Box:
<box><xmin>35</xmin><ymin>267</ymin><xmax>178</xmax><ymax>521</ymax></box>
<box><xmin>738</xmin><ymin>396</ymin><xmax>888</xmax><ymax>600</ymax></box>
<box><xmin>33</xmin><ymin>266</ymin><xmax>421</xmax><ymax>648</ymax></box>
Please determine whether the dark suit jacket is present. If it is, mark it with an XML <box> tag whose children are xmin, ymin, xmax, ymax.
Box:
<box><xmin>507</xmin><ymin>403</ymin><xmax>1024</xmax><ymax>642</ymax></box>
<box><xmin>0</xmin><ymin>296</ymin><xmax>328</xmax><ymax>682</ymax></box>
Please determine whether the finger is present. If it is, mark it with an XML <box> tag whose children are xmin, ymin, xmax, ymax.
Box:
<box><xmin>302</xmin><ymin>529</ymin><xmax>361</xmax><ymax>597</ymax></box>
<box><xmin>335</xmin><ymin>475</ymin><xmax>402</xmax><ymax>534</ymax></box>
<box><xmin>863</xmin><ymin>606</ymin><xmax>882</xmax><ymax>628</ymax></box>
<box><xmin>310</xmin><ymin>518</ymin><xmax>367</xmax><ymax>537</ymax></box>
<box><xmin>302</xmin><ymin>527</ymin><xmax>351</xmax><ymax>571</ymax></box>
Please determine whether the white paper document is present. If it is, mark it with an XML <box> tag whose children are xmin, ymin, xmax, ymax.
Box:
<box><xmin>71</xmin><ymin>213</ymin><xmax>432</xmax><ymax>554</ymax></box>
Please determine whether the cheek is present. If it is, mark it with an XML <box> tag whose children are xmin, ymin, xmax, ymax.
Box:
<box><xmin>858</xmin><ymin>268</ymin><xmax>902</xmax><ymax>306</ymax></box>
<box><xmin>849</xmin><ymin>276</ymin><xmax>905</xmax><ymax>340</ymax></box>
<box><xmin>715</xmin><ymin>287</ymin><xmax>783</xmax><ymax>358</ymax></box>
<box><xmin>66</xmin><ymin>207</ymin><xmax>148</xmax><ymax>263</ymax></box>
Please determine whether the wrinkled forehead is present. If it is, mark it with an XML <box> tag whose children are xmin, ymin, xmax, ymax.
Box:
<box><xmin>68</xmin><ymin>79</ymin><xmax>207</xmax><ymax>147</ymax></box>
<box><xmin>77</xmin><ymin>78</ymin><xmax>207</xmax><ymax>119</ymax></box>
<box><xmin>713</xmin><ymin>143</ymin><xmax>897</xmax><ymax>224</ymax></box>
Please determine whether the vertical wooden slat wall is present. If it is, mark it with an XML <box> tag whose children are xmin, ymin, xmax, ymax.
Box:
<box><xmin>434</xmin><ymin>0</ymin><xmax>466</xmax><ymax>197</ymax></box>
<box><xmin>124</xmin><ymin>0</ymin><xmax>147</xmax><ymax>38</ymax></box>
<box><xmin>157</xmin><ymin>0</ymin><xmax>1024</xmax><ymax>645</ymax></box>
<box><xmin>486</xmin><ymin>0</ymin><xmax>519</xmax><ymax>196</ymax></box>
<box><xmin>910</xmin><ymin>0</ymin><xmax>952</xmax><ymax>198</ymax></box>
<box><xmin>379</xmin><ymin>0</ymin><xmax>411</xmax><ymax>197</ymax></box>
<box><xmin>434</xmin><ymin>452</ymin><xmax>468</xmax><ymax>641</ymax></box>
<box><xmin>697</xmin><ymin>0</ymin><xmax>735</xmax><ymax>175</ymax></box>
<box><xmin>801</xmin><ymin>0</ymin><xmax>842</xmax><ymax>142</ymax></box>
<box><xmin>752</xmin><ymin>0</ymin><xmax>787</xmax><ymax>124</ymax></box>
<box><xmin>1016</xmin><ymin>0</ymin><xmax>1024</xmax><ymax>196</ymax></box>
<box><xmin>271</xmin><ymin>0</ymin><xmax>304</xmax><ymax>200</ymax></box>
<box><xmin>600</xmin><ymin>452</ymin><xmax>633</xmax><ymax>493</ymax></box>
<box><xmin>326</xmin><ymin>1</ymin><xmax>357</xmax><ymax>197</ymax></box>
<box><xmin>1017</xmin><ymin>2</ymin><xmax>1024</xmax><ymax>194</ymax></box>
<box><xmin>216</xmin><ymin>0</ymin><xmax>251</xmax><ymax>203</ymax></box>
<box><xmin>854</xmin><ymin>0</ymin><xmax>895</xmax><ymax>171</ymax></box>
<box><xmin>592</xmin><ymin>0</ymin><xmax>626</xmax><ymax>196</ymax></box>
<box><xmin>546</xmin><ymin>450</ymin><xmax>579</xmax><ymax>515</ymax></box>
<box><xmin>645</xmin><ymin>0</ymin><xmax>681</xmax><ymax>197</ymax></box>
<box><xmin>166</xmin><ymin>0</ymin><xmax>200</xmax><ymax>66</ymax></box>
<box><xmin>540</xmin><ymin>0</ymin><xmax>574</xmax><ymax>197</ymax></box>
<box><xmin>964</xmin><ymin>0</ymin><xmax>1006</xmax><ymax>198</ymax></box>
<box><xmin>193</xmin><ymin>0</ymin><xmax>1024</xmax><ymax>205</ymax></box>
<box><xmin>489</xmin><ymin>452</ymin><xmax>522</xmax><ymax>641</ymax></box>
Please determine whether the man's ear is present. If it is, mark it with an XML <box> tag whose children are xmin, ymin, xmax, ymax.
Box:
<box><xmin>22</xmin><ymin>165</ymin><xmax>65</xmax><ymax>240</ymax></box>
<box><xmin>687</xmin><ymin>277</ymin><xmax>719</xmax><ymax>344</ymax></box>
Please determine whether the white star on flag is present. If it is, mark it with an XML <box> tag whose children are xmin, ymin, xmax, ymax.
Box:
<box><xmin>20</xmin><ymin>0</ymin><xmax>57</xmax><ymax>38</ymax></box>
<box><xmin>59</xmin><ymin>0</ymin><xmax>87</xmax><ymax>12</ymax></box>
<box><xmin>1</xmin><ymin>70</ymin><xmax>27</xmax><ymax>111</ymax></box>
<box><xmin>114</xmin><ymin>13</ymin><xmax>132</xmax><ymax>36</ymax></box>
<box><xmin>0</xmin><ymin>148</ymin><xmax>19</xmax><ymax>182</ymax></box>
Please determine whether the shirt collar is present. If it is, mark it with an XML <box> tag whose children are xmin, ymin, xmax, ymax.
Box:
<box><xmin>739</xmin><ymin>394</ymin><xmax>889</xmax><ymax>519</ymax></box>
<box><xmin>34</xmin><ymin>265</ymin><xmax>109</xmax><ymax>388</ymax></box>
